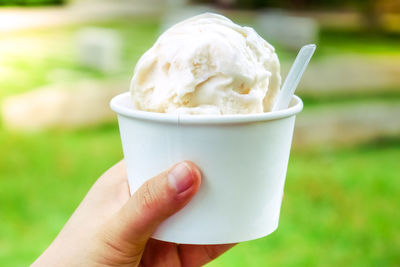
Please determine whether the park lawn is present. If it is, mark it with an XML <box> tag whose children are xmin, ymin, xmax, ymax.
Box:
<box><xmin>0</xmin><ymin>125</ymin><xmax>399</xmax><ymax>266</ymax></box>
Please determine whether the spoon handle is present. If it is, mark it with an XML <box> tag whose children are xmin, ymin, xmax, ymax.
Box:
<box><xmin>273</xmin><ymin>44</ymin><xmax>316</xmax><ymax>111</ymax></box>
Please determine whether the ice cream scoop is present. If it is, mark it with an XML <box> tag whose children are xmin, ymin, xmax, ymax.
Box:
<box><xmin>130</xmin><ymin>13</ymin><xmax>281</xmax><ymax>115</ymax></box>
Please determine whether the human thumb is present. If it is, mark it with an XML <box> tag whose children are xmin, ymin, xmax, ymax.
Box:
<box><xmin>99</xmin><ymin>161</ymin><xmax>201</xmax><ymax>263</ymax></box>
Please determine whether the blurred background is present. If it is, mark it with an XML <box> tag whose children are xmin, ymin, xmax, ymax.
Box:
<box><xmin>0</xmin><ymin>0</ymin><xmax>399</xmax><ymax>266</ymax></box>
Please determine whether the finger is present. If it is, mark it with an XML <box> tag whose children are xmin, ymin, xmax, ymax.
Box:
<box><xmin>97</xmin><ymin>159</ymin><xmax>128</xmax><ymax>185</ymax></box>
<box><xmin>178</xmin><ymin>243</ymin><xmax>237</xmax><ymax>267</ymax></box>
<box><xmin>103</xmin><ymin>161</ymin><xmax>202</xmax><ymax>251</ymax></box>
<box><xmin>140</xmin><ymin>239</ymin><xmax>181</xmax><ymax>267</ymax></box>
<box><xmin>89</xmin><ymin>160</ymin><xmax>130</xmax><ymax>208</ymax></box>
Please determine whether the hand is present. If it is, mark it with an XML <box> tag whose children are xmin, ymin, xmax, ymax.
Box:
<box><xmin>33</xmin><ymin>160</ymin><xmax>235</xmax><ymax>266</ymax></box>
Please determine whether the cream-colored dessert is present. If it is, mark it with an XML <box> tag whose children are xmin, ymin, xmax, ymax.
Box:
<box><xmin>130</xmin><ymin>13</ymin><xmax>281</xmax><ymax>115</ymax></box>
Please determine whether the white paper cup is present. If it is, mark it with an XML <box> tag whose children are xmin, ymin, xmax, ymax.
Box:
<box><xmin>110</xmin><ymin>92</ymin><xmax>303</xmax><ymax>244</ymax></box>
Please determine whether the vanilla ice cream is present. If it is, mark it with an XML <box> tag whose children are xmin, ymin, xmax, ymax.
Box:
<box><xmin>130</xmin><ymin>13</ymin><xmax>281</xmax><ymax>115</ymax></box>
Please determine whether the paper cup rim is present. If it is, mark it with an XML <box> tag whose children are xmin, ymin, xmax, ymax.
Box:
<box><xmin>110</xmin><ymin>92</ymin><xmax>303</xmax><ymax>124</ymax></box>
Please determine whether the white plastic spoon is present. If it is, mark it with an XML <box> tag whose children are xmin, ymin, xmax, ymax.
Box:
<box><xmin>273</xmin><ymin>44</ymin><xmax>316</xmax><ymax>111</ymax></box>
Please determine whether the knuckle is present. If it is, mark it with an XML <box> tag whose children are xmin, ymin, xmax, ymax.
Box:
<box><xmin>96</xmin><ymin>227</ymin><xmax>142</xmax><ymax>266</ymax></box>
<box><xmin>140</xmin><ymin>181</ymin><xmax>159</xmax><ymax>212</ymax></box>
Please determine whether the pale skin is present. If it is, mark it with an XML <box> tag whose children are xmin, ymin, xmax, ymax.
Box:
<box><xmin>32</xmin><ymin>160</ymin><xmax>235</xmax><ymax>267</ymax></box>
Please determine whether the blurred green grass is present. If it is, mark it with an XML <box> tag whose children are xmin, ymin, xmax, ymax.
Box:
<box><xmin>0</xmin><ymin>17</ymin><xmax>400</xmax><ymax>266</ymax></box>
<box><xmin>318</xmin><ymin>28</ymin><xmax>400</xmax><ymax>55</ymax></box>
<box><xmin>0</xmin><ymin>127</ymin><xmax>399</xmax><ymax>266</ymax></box>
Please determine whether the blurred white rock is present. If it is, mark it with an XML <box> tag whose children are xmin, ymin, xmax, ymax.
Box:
<box><xmin>293</xmin><ymin>55</ymin><xmax>400</xmax><ymax>93</ymax></box>
<box><xmin>77</xmin><ymin>28</ymin><xmax>122</xmax><ymax>73</ymax></box>
<box><xmin>294</xmin><ymin>102</ymin><xmax>400</xmax><ymax>147</ymax></box>
<box><xmin>257</xmin><ymin>10</ymin><xmax>318</xmax><ymax>50</ymax></box>
<box><xmin>1</xmin><ymin>80</ymin><xmax>127</xmax><ymax>131</ymax></box>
